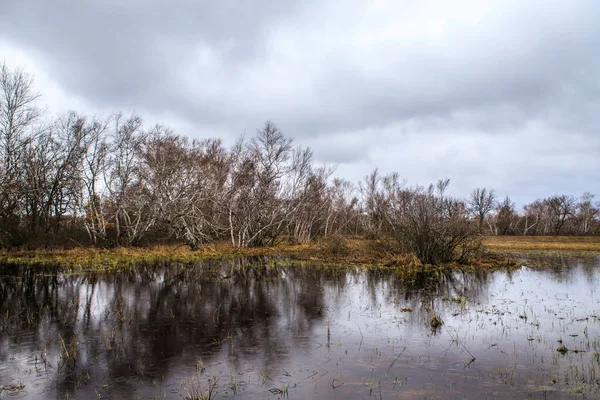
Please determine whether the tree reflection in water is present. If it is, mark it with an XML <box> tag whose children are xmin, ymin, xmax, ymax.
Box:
<box><xmin>1</xmin><ymin>256</ymin><xmax>599</xmax><ymax>399</ymax></box>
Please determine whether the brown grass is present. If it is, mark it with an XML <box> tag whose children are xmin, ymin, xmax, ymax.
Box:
<box><xmin>4</xmin><ymin>235</ymin><xmax>596</xmax><ymax>271</ymax></box>
<box><xmin>484</xmin><ymin>236</ymin><xmax>600</xmax><ymax>252</ymax></box>
<box><xmin>0</xmin><ymin>241</ymin><xmax>312</xmax><ymax>269</ymax></box>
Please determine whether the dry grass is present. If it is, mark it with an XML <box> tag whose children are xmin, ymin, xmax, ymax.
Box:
<box><xmin>430</xmin><ymin>314</ymin><xmax>443</xmax><ymax>330</ymax></box>
<box><xmin>484</xmin><ymin>236</ymin><xmax>600</xmax><ymax>252</ymax></box>
<box><xmin>0</xmin><ymin>241</ymin><xmax>313</xmax><ymax>269</ymax></box>
<box><xmin>4</xmin><ymin>235</ymin><xmax>593</xmax><ymax>271</ymax></box>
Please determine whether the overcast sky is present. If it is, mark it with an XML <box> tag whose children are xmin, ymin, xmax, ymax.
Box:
<box><xmin>1</xmin><ymin>0</ymin><xmax>598</xmax><ymax>206</ymax></box>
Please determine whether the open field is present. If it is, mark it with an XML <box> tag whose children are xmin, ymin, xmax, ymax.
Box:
<box><xmin>484</xmin><ymin>235</ymin><xmax>600</xmax><ymax>252</ymax></box>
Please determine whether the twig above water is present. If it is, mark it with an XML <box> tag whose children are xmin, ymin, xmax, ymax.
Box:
<box><xmin>357</xmin><ymin>324</ymin><xmax>364</xmax><ymax>353</ymax></box>
<box><xmin>386</xmin><ymin>346</ymin><xmax>407</xmax><ymax>373</ymax></box>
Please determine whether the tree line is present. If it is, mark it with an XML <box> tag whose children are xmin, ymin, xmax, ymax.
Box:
<box><xmin>1</xmin><ymin>63</ymin><xmax>598</xmax><ymax>257</ymax></box>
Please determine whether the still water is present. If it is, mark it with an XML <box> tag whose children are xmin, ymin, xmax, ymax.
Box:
<box><xmin>1</xmin><ymin>256</ymin><xmax>600</xmax><ymax>399</ymax></box>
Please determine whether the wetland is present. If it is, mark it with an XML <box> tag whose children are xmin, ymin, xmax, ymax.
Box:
<box><xmin>1</xmin><ymin>254</ymin><xmax>600</xmax><ymax>399</ymax></box>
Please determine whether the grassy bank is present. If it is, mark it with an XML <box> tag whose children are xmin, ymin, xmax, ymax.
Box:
<box><xmin>0</xmin><ymin>242</ymin><xmax>300</xmax><ymax>270</ymax></box>
<box><xmin>0</xmin><ymin>238</ymin><xmax>487</xmax><ymax>270</ymax></box>
<box><xmin>1</xmin><ymin>236</ymin><xmax>597</xmax><ymax>271</ymax></box>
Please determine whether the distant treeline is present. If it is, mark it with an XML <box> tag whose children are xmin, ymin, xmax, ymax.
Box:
<box><xmin>1</xmin><ymin>63</ymin><xmax>598</xmax><ymax>254</ymax></box>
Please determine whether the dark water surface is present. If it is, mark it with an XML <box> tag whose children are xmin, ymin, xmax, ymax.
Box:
<box><xmin>1</xmin><ymin>255</ymin><xmax>600</xmax><ymax>399</ymax></box>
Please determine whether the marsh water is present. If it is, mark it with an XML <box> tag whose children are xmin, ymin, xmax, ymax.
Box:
<box><xmin>1</xmin><ymin>255</ymin><xmax>600</xmax><ymax>399</ymax></box>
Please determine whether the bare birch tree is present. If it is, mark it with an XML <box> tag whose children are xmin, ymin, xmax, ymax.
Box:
<box><xmin>468</xmin><ymin>188</ymin><xmax>496</xmax><ymax>233</ymax></box>
<box><xmin>0</xmin><ymin>63</ymin><xmax>41</xmax><ymax>246</ymax></box>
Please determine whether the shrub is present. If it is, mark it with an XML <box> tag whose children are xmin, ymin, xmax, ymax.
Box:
<box><xmin>385</xmin><ymin>180</ymin><xmax>480</xmax><ymax>265</ymax></box>
<box><xmin>320</xmin><ymin>234</ymin><xmax>350</xmax><ymax>256</ymax></box>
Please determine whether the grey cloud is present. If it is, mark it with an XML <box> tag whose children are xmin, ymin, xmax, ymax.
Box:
<box><xmin>0</xmin><ymin>0</ymin><xmax>313</xmax><ymax>115</ymax></box>
<box><xmin>1</xmin><ymin>0</ymin><xmax>599</xmax><ymax>202</ymax></box>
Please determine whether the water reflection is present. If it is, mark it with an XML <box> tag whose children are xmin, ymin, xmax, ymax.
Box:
<box><xmin>1</xmin><ymin>255</ymin><xmax>599</xmax><ymax>399</ymax></box>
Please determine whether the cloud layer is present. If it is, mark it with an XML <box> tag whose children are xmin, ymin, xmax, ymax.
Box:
<box><xmin>1</xmin><ymin>0</ymin><xmax>599</xmax><ymax>205</ymax></box>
